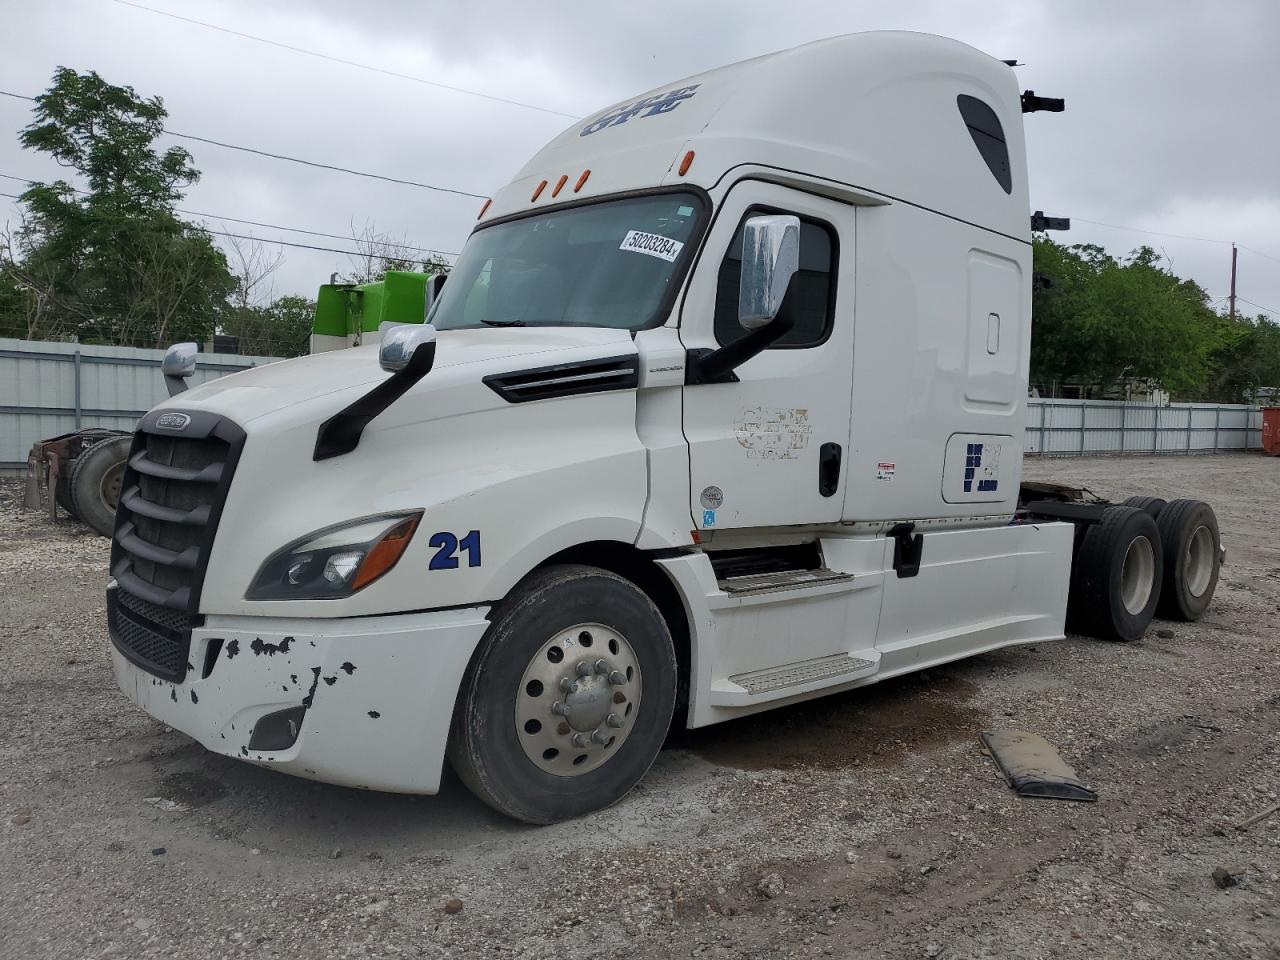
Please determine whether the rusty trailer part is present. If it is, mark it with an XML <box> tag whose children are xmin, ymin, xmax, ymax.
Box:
<box><xmin>23</xmin><ymin>428</ymin><xmax>131</xmax><ymax>525</ymax></box>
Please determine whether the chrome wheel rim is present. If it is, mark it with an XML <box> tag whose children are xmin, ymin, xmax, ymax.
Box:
<box><xmin>1184</xmin><ymin>525</ymin><xmax>1214</xmax><ymax>598</ymax></box>
<box><xmin>516</xmin><ymin>623</ymin><xmax>642</xmax><ymax>777</ymax></box>
<box><xmin>1120</xmin><ymin>535</ymin><xmax>1156</xmax><ymax>615</ymax></box>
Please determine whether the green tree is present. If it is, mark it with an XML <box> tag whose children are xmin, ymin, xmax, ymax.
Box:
<box><xmin>1031</xmin><ymin>237</ymin><xmax>1221</xmax><ymax>398</ymax></box>
<box><xmin>221</xmin><ymin>295</ymin><xmax>315</xmax><ymax>358</ymax></box>
<box><xmin>0</xmin><ymin>67</ymin><xmax>236</xmax><ymax>346</ymax></box>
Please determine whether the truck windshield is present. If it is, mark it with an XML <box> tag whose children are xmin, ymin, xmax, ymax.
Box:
<box><xmin>428</xmin><ymin>191</ymin><xmax>704</xmax><ymax>332</ymax></box>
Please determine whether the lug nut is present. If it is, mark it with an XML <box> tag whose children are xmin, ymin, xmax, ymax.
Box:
<box><xmin>606</xmin><ymin>713</ymin><xmax>622</xmax><ymax>728</ymax></box>
<box><xmin>591</xmin><ymin>729</ymin><xmax>609</xmax><ymax>745</ymax></box>
<box><xmin>608</xmin><ymin>670</ymin><xmax>626</xmax><ymax>686</ymax></box>
<box><xmin>571</xmin><ymin>732</ymin><xmax>589</xmax><ymax>748</ymax></box>
<box><xmin>593</xmin><ymin>658</ymin><xmax>609</xmax><ymax>675</ymax></box>
<box><xmin>551</xmin><ymin>701</ymin><xmax>571</xmax><ymax>717</ymax></box>
<box><xmin>575</xmin><ymin>661</ymin><xmax>591</xmax><ymax>678</ymax></box>
<box><xmin>559</xmin><ymin>677</ymin><xmax>575</xmax><ymax>694</ymax></box>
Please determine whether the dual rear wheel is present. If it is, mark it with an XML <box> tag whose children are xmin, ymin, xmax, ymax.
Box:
<box><xmin>1068</xmin><ymin>498</ymin><xmax>1220</xmax><ymax>642</ymax></box>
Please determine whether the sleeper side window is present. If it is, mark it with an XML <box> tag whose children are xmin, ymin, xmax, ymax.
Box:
<box><xmin>957</xmin><ymin>94</ymin><xmax>1012</xmax><ymax>194</ymax></box>
<box><xmin>712</xmin><ymin>212</ymin><xmax>837</xmax><ymax>348</ymax></box>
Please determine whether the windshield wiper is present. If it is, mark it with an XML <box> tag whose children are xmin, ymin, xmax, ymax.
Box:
<box><xmin>479</xmin><ymin>317</ymin><xmax>527</xmax><ymax>327</ymax></box>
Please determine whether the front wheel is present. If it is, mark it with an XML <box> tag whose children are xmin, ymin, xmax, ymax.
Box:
<box><xmin>447</xmin><ymin>564</ymin><xmax>677</xmax><ymax>824</ymax></box>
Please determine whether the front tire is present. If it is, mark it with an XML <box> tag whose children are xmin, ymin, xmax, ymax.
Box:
<box><xmin>447</xmin><ymin>564</ymin><xmax>677</xmax><ymax>824</ymax></box>
<box><xmin>1067</xmin><ymin>505</ymin><xmax>1163</xmax><ymax>642</ymax></box>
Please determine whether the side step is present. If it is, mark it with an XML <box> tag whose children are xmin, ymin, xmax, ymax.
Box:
<box><xmin>717</xmin><ymin>566</ymin><xmax>854</xmax><ymax>598</ymax></box>
<box><xmin>709</xmin><ymin>651</ymin><xmax>880</xmax><ymax>706</ymax></box>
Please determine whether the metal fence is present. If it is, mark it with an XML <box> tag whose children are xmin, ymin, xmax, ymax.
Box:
<box><xmin>1025</xmin><ymin>398</ymin><xmax>1264</xmax><ymax>456</ymax></box>
<box><xmin>0</xmin><ymin>337</ymin><xmax>1267</xmax><ymax>468</ymax></box>
<box><xmin>0</xmin><ymin>338</ymin><xmax>281</xmax><ymax>470</ymax></box>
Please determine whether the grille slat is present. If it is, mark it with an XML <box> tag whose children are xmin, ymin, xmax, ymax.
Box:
<box><xmin>108</xmin><ymin>410</ymin><xmax>245</xmax><ymax>682</ymax></box>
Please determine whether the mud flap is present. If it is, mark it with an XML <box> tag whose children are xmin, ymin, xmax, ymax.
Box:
<box><xmin>980</xmin><ymin>729</ymin><xmax>1098</xmax><ymax>802</ymax></box>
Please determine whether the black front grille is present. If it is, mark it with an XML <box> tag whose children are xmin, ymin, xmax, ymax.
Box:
<box><xmin>108</xmin><ymin>409</ymin><xmax>246</xmax><ymax>682</ymax></box>
<box><xmin>108</xmin><ymin>588</ymin><xmax>195</xmax><ymax>682</ymax></box>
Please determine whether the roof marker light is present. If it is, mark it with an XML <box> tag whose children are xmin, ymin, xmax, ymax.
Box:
<box><xmin>574</xmin><ymin>169</ymin><xmax>591</xmax><ymax>192</ymax></box>
<box><xmin>531</xmin><ymin>179</ymin><xmax>547</xmax><ymax>202</ymax></box>
<box><xmin>552</xmin><ymin>174</ymin><xmax>569</xmax><ymax>198</ymax></box>
<box><xmin>678</xmin><ymin>150</ymin><xmax>695</xmax><ymax>176</ymax></box>
<box><xmin>477</xmin><ymin>198</ymin><xmax>492</xmax><ymax>219</ymax></box>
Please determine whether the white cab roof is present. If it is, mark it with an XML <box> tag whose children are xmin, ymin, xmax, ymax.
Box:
<box><xmin>483</xmin><ymin>31</ymin><xmax>1029</xmax><ymax>241</ymax></box>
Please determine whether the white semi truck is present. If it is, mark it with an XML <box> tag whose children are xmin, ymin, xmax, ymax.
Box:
<box><xmin>107</xmin><ymin>32</ymin><xmax>1222</xmax><ymax>823</ymax></box>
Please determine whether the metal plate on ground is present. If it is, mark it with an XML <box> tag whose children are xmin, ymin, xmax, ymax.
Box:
<box><xmin>981</xmin><ymin>729</ymin><xmax>1098</xmax><ymax>802</ymax></box>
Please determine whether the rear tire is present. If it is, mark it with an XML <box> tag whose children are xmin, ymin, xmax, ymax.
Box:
<box><xmin>1123</xmin><ymin>495</ymin><xmax>1167</xmax><ymax>519</ymax></box>
<box><xmin>69</xmin><ymin>436</ymin><xmax>131</xmax><ymax>537</ymax></box>
<box><xmin>447</xmin><ymin>564</ymin><xmax>677</xmax><ymax>824</ymax></box>
<box><xmin>1068</xmin><ymin>505</ymin><xmax>1163</xmax><ymax>642</ymax></box>
<box><xmin>54</xmin><ymin>473</ymin><xmax>77</xmax><ymax>519</ymax></box>
<box><xmin>1155</xmin><ymin>499</ymin><xmax>1220</xmax><ymax>621</ymax></box>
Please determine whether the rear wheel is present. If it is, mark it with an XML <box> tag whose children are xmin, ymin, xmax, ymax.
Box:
<box><xmin>68</xmin><ymin>436</ymin><xmax>131</xmax><ymax>537</ymax></box>
<box><xmin>1155</xmin><ymin>499</ymin><xmax>1220</xmax><ymax>621</ymax></box>
<box><xmin>54</xmin><ymin>472</ymin><xmax>77</xmax><ymax>519</ymax></box>
<box><xmin>447</xmin><ymin>564</ymin><xmax>677</xmax><ymax>824</ymax></box>
<box><xmin>1068</xmin><ymin>505</ymin><xmax>1163</xmax><ymax>642</ymax></box>
<box><xmin>1123</xmin><ymin>495</ymin><xmax>1167</xmax><ymax>519</ymax></box>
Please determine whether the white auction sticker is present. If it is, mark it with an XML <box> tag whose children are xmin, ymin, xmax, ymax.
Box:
<box><xmin>619</xmin><ymin>230</ymin><xmax>684</xmax><ymax>262</ymax></box>
<box><xmin>876</xmin><ymin>461</ymin><xmax>896</xmax><ymax>481</ymax></box>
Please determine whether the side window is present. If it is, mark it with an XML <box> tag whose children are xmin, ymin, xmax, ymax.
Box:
<box><xmin>957</xmin><ymin>95</ymin><xmax>1012</xmax><ymax>194</ymax></box>
<box><xmin>713</xmin><ymin>214</ymin><xmax>836</xmax><ymax>348</ymax></box>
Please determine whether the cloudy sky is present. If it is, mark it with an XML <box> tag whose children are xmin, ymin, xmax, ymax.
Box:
<box><xmin>2</xmin><ymin>0</ymin><xmax>1277</xmax><ymax>320</ymax></box>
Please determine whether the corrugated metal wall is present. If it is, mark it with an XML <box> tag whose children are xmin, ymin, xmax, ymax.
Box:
<box><xmin>1024</xmin><ymin>398</ymin><xmax>1263</xmax><ymax>456</ymax></box>
<box><xmin>0</xmin><ymin>338</ymin><xmax>282</xmax><ymax>468</ymax></box>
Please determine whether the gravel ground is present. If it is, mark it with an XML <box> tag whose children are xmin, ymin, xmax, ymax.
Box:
<box><xmin>0</xmin><ymin>454</ymin><xmax>1277</xmax><ymax>960</ymax></box>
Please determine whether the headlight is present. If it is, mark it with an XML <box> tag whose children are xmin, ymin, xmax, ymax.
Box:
<box><xmin>246</xmin><ymin>512</ymin><xmax>422</xmax><ymax>600</ymax></box>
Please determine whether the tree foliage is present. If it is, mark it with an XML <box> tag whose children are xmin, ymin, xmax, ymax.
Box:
<box><xmin>0</xmin><ymin>68</ymin><xmax>235</xmax><ymax>346</ymax></box>
<box><xmin>1030</xmin><ymin>236</ymin><xmax>1277</xmax><ymax>402</ymax></box>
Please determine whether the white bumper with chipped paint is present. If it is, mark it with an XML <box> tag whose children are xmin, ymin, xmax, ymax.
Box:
<box><xmin>110</xmin><ymin>593</ymin><xmax>492</xmax><ymax>794</ymax></box>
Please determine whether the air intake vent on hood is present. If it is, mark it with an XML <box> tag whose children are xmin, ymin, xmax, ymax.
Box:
<box><xmin>483</xmin><ymin>355</ymin><xmax>639</xmax><ymax>404</ymax></box>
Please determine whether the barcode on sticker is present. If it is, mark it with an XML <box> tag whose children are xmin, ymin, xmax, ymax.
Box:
<box><xmin>619</xmin><ymin>230</ymin><xmax>684</xmax><ymax>262</ymax></box>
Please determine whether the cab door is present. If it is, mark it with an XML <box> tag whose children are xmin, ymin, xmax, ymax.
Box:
<box><xmin>679</xmin><ymin>181</ymin><xmax>853</xmax><ymax>531</ymax></box>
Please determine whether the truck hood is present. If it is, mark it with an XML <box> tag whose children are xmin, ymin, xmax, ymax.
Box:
<box><xmin>164</xmin><ymin>326</ymin><xmax>637</xmax><ymax>425</ymax></box>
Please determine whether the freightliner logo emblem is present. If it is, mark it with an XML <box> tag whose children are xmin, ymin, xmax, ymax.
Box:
<box><xmin>155</xmin><ymin>412</ymin><xmax>191</xmax><ymax>431</ymax></box>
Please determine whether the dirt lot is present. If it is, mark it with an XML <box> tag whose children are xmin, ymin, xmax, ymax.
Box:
<box><xmin>1</xmin><ymin>454</ymin><xmax>1277</xmax><ymax>960</ymax></box>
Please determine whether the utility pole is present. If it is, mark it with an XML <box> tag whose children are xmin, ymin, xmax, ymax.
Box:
<box><xmin>1229</xmin><ymin>243</ymin><xmax>1238</xmax><ymax>321</ymax></box>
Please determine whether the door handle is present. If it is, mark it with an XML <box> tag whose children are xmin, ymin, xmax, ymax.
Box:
<box><xmin>818</xmin><ymin>442</ymin><xmax>842</xmax><ymax>497</ymax></box>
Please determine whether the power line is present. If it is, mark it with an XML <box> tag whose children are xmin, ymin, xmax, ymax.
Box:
<box><xmin>1</xmin><ymin>89</ymin><xmax>487</xmax><ymax>199</ymax></box>
<box><xmin>1074</xmin><ymin>215</ymin><xmax>1280</xmax><ymax>264</ymax></box>
<box><xmin>1</xmin><ymin>189</ymin><xmax>453</xmax><ymax>261</ymax></box>
<box><xmin>1236</xmin><ymin>297</ymin><xmax>1277</xmax><ymax>316</ymax></box>
<box><xmin>109</xmin><ymin>0</ymin><xmax>579</xmax><ymax>120</ymax></box>
<box><xmin>162</xmin><ymin>129</ymin><xmax>486</xmax><ymax>199</ymax></box>
<box><xmin>0</xmin><ymin>172</ymin><xmax>459</xmax><ymax>258</ymax></box>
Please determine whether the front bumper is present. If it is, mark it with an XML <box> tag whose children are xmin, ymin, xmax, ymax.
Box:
<box><xmin>110</xmin><ymin>594</ymin><xmax>491</xmax><ymax>794</ymax></box>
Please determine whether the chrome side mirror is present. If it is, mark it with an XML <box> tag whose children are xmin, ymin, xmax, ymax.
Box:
<box><xmin>161</xmin><ymin>342</ymin><xmax>198</xmax><ymax>396</ymax></box>
<box><xmin>379</xmin><ymin>323</ymin><xmax>437</xmax><ymax>373</ymax></box>
<box><xmin>738</xmin><ymin>214</ymin><xmax>800</xmax><ymax>330</ymax></box>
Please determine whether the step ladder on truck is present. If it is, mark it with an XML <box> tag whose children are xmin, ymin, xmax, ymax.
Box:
<box><xmin>104</xmin><ymin>32</ymin><xmax>1225</xmax><ymax>824</ymax></box>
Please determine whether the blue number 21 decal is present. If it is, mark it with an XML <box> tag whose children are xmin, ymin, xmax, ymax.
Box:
<box><xmin>428</xmin><ymin>530</ymin><xmax>481</xmax><ymax>570</ymax></box>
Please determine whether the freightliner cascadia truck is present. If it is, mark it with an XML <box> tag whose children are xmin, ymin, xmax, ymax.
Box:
<box><xmin>107</xmin><ymin>32</ymin><xmax>1223</xmax><ymax>823</ymax></box>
